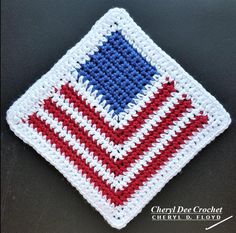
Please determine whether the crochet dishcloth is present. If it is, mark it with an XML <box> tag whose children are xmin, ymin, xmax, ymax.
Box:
<box><xmin>7</xmin><ymin>8</ymin><xmax>231</xmax><ymax>229</ymax></box>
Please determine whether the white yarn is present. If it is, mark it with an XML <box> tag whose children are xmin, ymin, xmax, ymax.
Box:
<box><xmin>6</xmin><ymin>8</ymin><xmax>231</xmax><ymax>229</ymax></box>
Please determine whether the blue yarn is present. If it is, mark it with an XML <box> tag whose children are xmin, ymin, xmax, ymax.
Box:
<box><xmin>77</xmin><ymin>31</ymin><xmax>159</xmax><ymax>115</ymax></box>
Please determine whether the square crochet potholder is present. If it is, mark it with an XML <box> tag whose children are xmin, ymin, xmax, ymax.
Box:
<box><xmin>7</xmin><ymin>8</ymin><xmax>231</xmax><ymax>229</ymax></box>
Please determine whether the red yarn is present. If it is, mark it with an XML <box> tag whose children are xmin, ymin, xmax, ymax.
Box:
<box><xmin>28</xmin><ymin>111</ymin><xmax>208</xmax><ymax>206</ymax></box>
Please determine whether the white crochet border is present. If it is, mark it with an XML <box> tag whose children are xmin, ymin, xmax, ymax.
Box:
<box><xmin>6</xmin><ymin>8</ymin><xmax>231</xmax><ymax>229</ymax></box>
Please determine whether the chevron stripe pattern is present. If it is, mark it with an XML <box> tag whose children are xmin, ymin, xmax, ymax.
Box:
<box><xmin>7</xmin><ymin>8</ymin><xmax>231</xmax><ymax>229</ymax></box>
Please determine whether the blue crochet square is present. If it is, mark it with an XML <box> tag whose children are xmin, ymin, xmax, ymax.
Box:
<box><xmin>77</xmin><ymin>31</ymin><xmax>159</xmax><ymax>115</ymax></box>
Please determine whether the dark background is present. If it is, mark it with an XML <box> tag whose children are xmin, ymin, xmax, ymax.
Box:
<box><xmin>1</xmin><ymin>1</ymin><xmax>236</xmax><ymax>233</ymax></box>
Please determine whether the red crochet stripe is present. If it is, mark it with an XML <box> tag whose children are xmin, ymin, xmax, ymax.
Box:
<box><xmin>115</xmin><ymin>98</ymin><xmax>192</xmax><ymax>175</ymax></box>
<box><xmin>43</xmin><ymin>98</ymin><xmax>119</xmax><ymax>175</ymax></box>
<box><xmin>43</xmin><ymin>97</ymin><xmax>192</xmax><ymax>175</ymax></box>
<box><xmin>28</xmin><ymin>113</ymin><xmax>208</xmax><ymax>206</ymax></box>
<box><xmin>28</xmin><ymin>114</ymin><xmax>119</xmax><ymax>204</ymax></box>
<box><xmin>115</xmin><ymin>114</ymin><xmax>209</xmax><ymax>204</ymax></box>
<box><xmin>60</xmin><ymin>80</ymin><xmax>176</xmax><ymax>144</ymax></box>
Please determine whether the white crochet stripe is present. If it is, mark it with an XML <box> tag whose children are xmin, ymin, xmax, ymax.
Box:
<box><xmin>50</xmin><ymin>93</ymin><xmax>116</xmax><ymax>155</ymax></box>
<box><xmin>13</xmin><ymin>122</ymin><xmax>118</xmax><ymax>209</ymax></box>
<box><xmin>50</xmin><ymin>87</ymin><xmax>186</xmax><ymax>160</ymax></box>
<box><xmin>13</xmin><ymin>74</ymin><xmax>72</xmax><ymax>124</ymax></box>
<box><xmin>114</xmin><ymin>118</ymin><xmax>215</xmax><ymax>220</ymax></box>
<box><xmin>116</xmin><ymin>108</ymin><xmax>202</xmax><ymax>186</ymax></box>
<box><xmin>119</xmin><ymin>92</ymin><xmax>187</xmax><ymax>154</ymax></box>
<box><xmin>70</xmin><ymin>72</ymin><xmax>171</xmax><ymax>129</ymax></box>
<box><xmin>6</xmin><ymin>8</ymin><xmax>231</xmax><ymax>230</ymax></box>
<box><xmin>33</xmin><ymin>109</ymin><xmax>121</xmax><ymax>189</ymax></box>
<box><xmin>32</xmin><ymin>104</ymin><xmax>201</xmax><ymax>191</ymax></box>
<box><xmin>9</xmin><ymin>105</ymin><xmax>228</xmax><ymax>229</ymax></box>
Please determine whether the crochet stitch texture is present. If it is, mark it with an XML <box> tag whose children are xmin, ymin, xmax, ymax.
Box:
<box><xmin>7</xmin><ymin>8</ymin><xmax>231</xmax><ymax>229</ymax></box>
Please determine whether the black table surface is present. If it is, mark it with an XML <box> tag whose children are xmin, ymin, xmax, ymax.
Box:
<box><xmin>1</xmin><ymin>1</ymin><xmax>236</xmax><ymax>233</ymax></box>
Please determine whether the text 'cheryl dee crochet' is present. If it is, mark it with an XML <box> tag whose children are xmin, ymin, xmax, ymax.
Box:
<box><xmin>7</xmin><ymin>8</ymin><xmax>231</xmax><ymax>229</ymax></box>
